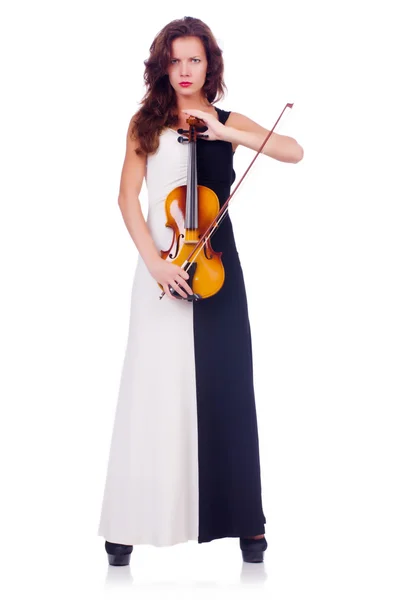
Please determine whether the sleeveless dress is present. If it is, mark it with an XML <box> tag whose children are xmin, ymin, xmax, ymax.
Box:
<box><xmin>97</xmin><ymin>107</ymin><xmax>267</xmax><ymax>546</ymax></box>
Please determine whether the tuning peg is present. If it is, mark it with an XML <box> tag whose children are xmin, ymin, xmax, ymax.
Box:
<box><xmin>197</xmin><ymin>134</ymin><xmax>209</xmax><ymax>139</ymax></box>
<box><xmin>177</xmin><ymin>136</ymin><xmax>189</xmax><ymax>144</ymax></box>
<box><xmin>177</xmin><ymin>128</ymin><xmax>189</xmax><ymax>134</ymax></box>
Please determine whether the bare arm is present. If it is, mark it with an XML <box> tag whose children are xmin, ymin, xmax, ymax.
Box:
<box><xmin>117</xmin><ymin>116</ymin><xmax>160</xmax><ymax>269</ymax></box>
<box><xmin>180</xmin><ymin>108</ymin><xmax>304</xmax><ymax>163</ymax></box>
<box><xmin>223</xmin><ymin>112</ymin><xmax>304</xmax><ymax>163</ymax></box>
<box><xmin>117</xmin><ymin>116</ymin><xmax>193</xmax><ymax>300</ymax></box>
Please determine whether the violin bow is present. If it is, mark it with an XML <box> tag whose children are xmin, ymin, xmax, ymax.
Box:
<box><xmin>159</xmin><ymin>101</ymin><xmax>293</xmax><ymax>299</ymax></box>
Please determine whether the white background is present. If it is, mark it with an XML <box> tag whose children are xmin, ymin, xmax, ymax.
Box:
<box><xmin>1</xmin><ymin>0</ymin><xmax>396</xmax><ymax>598</ymax></box>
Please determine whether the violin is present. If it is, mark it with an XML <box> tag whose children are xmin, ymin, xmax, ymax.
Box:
<box><xmin>158</xmin><ymin>115</ymin><xmax>225</xmax><ymax>301</ymax></box>
<box><xmin>158</xmin><ymin>103</ymin><xmax>294</xmax><ymax>302</ymax></box>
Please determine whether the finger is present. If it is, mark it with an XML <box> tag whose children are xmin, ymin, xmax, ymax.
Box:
<box><xmin>163</xmin><ymin>283</ymin><xmax>176</xmax><ymax>300</ymax></box>
<box><xmin>178</xmin><ymin>269</ymin><xmax>192</xmax><ymax>286</ymax></box>
<box><xmin>175</xmin><ymin>274</ymin><xmax>193</xmax><ymax>295</ymax></box>
<box><xmin>171</xmin><ymin>281</ymin><xmax>187</xmax><ymax>299</ymax></box>
<box><xmin>184</xmin><ymin>282</ymin><xmax>194</xmax><ymax>295</ymax></box>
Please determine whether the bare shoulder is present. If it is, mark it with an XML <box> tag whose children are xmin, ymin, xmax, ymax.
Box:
<box><xmin>119</xmin><ymin>113</ymin><xmax>147</xmax><ymax>199</ymax></box>
<box><xmin>126</xmin><ymin>113</ymin><xmax>146</xmax><ymax>156</ymax></box>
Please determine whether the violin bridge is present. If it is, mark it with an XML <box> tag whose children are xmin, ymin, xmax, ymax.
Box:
<box><xmin>184</xmin><ymin>228</ymin><xmax>199</xmax><ymax>244</ymax></box>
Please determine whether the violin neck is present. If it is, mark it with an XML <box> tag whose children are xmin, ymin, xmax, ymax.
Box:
<box><xmin>185</xmin><ymin>140</ymin><xmax>198</xmax><ymax>230</ymax></box>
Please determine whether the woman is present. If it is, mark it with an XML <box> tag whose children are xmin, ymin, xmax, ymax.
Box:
<box><xmin>98</xmin><ymin>16</ymin><xmax>304</xmax><ymax>566</ymax></box>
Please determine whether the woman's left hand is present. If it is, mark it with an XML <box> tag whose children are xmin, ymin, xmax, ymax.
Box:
<box><xmin>181</xmin><ymin>109</ymin><xmax>225</xmax><ymax>141</ymax></box>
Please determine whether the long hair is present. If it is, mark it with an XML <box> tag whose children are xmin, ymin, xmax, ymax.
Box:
<box><xmin>130</xmin><ymin>16</ymin><xmax>227</xmax><ymax>156</ymax></box>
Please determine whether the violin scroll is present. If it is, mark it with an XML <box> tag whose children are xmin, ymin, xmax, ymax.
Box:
<box><xmin>176</xmin><ymin>116</ymin><xmax>209</xmax><ymax>143</ymax></box>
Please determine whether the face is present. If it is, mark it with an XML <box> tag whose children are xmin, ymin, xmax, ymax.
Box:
<box><xmin>167</xmin><ymin>36</ymin><xmax>208</xmax><ymax>99</ymax></box>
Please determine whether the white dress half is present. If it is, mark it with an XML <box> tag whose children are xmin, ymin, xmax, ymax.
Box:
<box><xmin>98</xmin><ymin>129</ymin><xmax>199</xmax><ymax>546</ymax></box>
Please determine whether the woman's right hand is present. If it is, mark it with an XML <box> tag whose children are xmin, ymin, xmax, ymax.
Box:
<box><xmin>147</xmin><ymin>257</ymin><xmax>194</xmax><ymax>300</ymax></box>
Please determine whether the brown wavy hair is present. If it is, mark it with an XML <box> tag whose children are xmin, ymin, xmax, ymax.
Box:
<box><xmin>130</xmin><ymin>16</ymin><xmax>227</xmax><ymax>156</ymax></box>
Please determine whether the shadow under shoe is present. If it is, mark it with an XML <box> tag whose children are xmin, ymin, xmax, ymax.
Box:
<box><xmin>239</xmin><ymin>535</ymin><xmax>268</xmax><ymax>563</ymax></box>
<box><xmin>105</xmin><ymin>540</ymin><xmax>133</xmax><ymax>566</ymax></box>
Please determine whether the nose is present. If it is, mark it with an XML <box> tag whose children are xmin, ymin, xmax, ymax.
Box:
<box><xmin>179</xmin><ymin>60</ymin><xmax>191</xmax><ymax>77</ymax></box>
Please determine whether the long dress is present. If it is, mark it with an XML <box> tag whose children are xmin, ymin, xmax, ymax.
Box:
<box><xmin>97</xmin><ymin>106</ymin><xmax>266</xmax><ymax>546</ymax></box>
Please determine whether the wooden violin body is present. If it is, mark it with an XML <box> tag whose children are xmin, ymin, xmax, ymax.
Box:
<box><xmin>158</xmin><ymin>116</ymin><xmax>225</xmax><ymax>301</ymax></box>
<box><xmin>160</xmin><ymin>183</ymin><xmax>225</xmax><ymax>300</ymax></box>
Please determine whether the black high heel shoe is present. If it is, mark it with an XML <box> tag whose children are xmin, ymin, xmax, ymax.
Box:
<box><xmin>105</xmin><ymin>540</ymin><xmax>133</xmax><ymax>566</ymax></box>
<box><xmin>239</xmin><ymin>535</ymin><xmax>268</xmax><ymax>563</ymax></box>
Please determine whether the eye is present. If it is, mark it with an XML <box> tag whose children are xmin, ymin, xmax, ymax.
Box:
<box><xmin>170</xmin><ymin>58</ymin><xmax>201</xmax><ymax>64</ymax></box>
